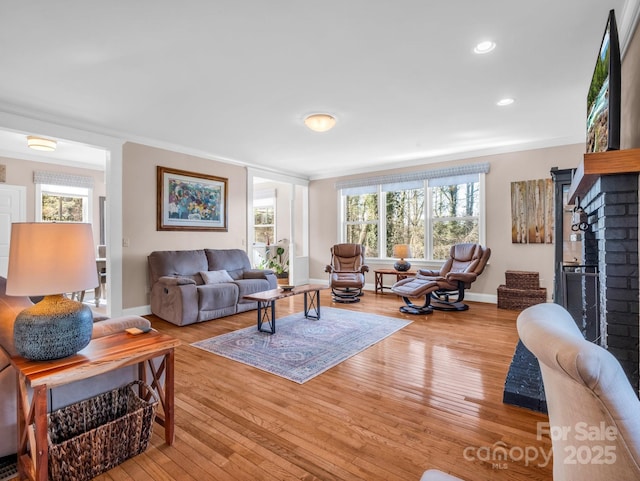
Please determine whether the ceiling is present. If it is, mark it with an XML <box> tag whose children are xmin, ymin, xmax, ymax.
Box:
<box><xmin>0</xmin><ymin>0</ymin><xmax>633</xmax><ymax>179</ymax></box>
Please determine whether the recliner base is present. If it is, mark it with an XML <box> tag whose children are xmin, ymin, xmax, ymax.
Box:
<box><xmin>399</xmin><ymin>296</ymin><xmax>433</xmax><ymax>315</ymax></box>
<box><xmin>430</xmin><ymin>299</ymin><xmax>469</xmax><ymax>311</ymax></box>
<box><xmin>430</xmin><ymin>291</ymin><xmax>469</xmax><ymax>311</ymax></box>
<box><xmin>399</xmin><ymin>305</ymin><xmax>433</xmax><ymax>315</ymax></box>
<box><xmin>331</xmin><ymin>288</ymin><xmax>363</xmax><ymax>303</ymax></box>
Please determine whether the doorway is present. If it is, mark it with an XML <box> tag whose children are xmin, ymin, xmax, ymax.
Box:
<box><xmin>247</xmin><ymin>169</ymin><xmax>309</xmax><ymax>286</ymax></box>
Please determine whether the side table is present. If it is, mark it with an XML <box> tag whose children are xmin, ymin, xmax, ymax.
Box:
<box><xmin>10</xmin><ymin>330</ymin><xmax>180</xmax><ymax>481</ymax></box>
<box><xmin>374</xmin><ymin>268</ymin><xmax>417</xmax><ymax>294</ymax></box>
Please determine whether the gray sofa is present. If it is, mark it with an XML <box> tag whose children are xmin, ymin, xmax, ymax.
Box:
<box><xmin>148</xmin><ymin>248</ymin><xmax>277</xmax><ymax>326</ymax></box>
<box><xmin>0</xmin><ymin>276</ymin><xmax>152</xmax><ymax>458</ymax></box>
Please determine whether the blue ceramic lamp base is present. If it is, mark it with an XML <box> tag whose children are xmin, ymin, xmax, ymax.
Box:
<box><xmin>13</xmin><ymin>294</ymin><xmax>93</xmax><ymax>361</ymax></box>
<box><xmin>394</xmin><ymin>260</ymin><xmax>411</xmax><ymax>272</ymax></box>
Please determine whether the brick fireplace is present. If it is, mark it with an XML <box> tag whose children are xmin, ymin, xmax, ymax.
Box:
<box><xmin>579</xmin><ymin>173</ymin><xmax>639</xmax><ymax>392</ymax></box>
<box><xmin>504</xmin><ymin>152</ymin><xmax>640</xmax><ymax>411</ymax></box>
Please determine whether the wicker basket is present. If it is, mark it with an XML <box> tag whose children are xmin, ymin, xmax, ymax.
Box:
<box><xmin>47</xmin><ymin>381</ymin><xmax>158</xmax><ymax>481</ymax></box>
<box><xmin>504</xmin><ymin>271</ymin><xmax>540</xmax><ymax>290</ymax></box>
<box><xmin>497</xmin><ymin>285</ymin><xmax>547</xmax><ymax>310</ymax></box>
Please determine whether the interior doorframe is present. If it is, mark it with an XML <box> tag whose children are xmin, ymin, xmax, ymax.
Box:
<box><xmin>0</xmin><ymin>110</ymin><xmax>125</xmax><ymax>316</ymax></box>
<box><xmin>246</xmin><ymin>167</ymin><xmax>310</xmax><ymax>285</ymax></box>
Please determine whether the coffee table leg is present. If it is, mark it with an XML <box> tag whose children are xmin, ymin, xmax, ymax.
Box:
<box><xmin>304</xmin><ymin>290</ymin><xmax>321</xmax><ymax>319</ymax></box>
<box><xmin>257</xmin><ymin>299</ymin><xmax>276</xmax><ymax>334</ymax></box>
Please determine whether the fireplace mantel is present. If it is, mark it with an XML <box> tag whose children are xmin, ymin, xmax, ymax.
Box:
<box><xmin>568</xmin><ymin>148</ymin><xmax>640</xmax><ymax>204</ymax></box>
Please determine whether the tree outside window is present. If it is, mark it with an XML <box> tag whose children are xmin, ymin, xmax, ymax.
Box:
<box><xmin>431</xmin><ymin>181</ymin><xmax>479</xmax><ymax>260</ymax></box>
<box><xmin>345</xmin><ymin>192</ymin><xmax>378</xmax><ymax>258</ymax></box>
<box><xmin>253</xmin><ymin>204</ymin><xmax>276</xmax><ymax>245</ymax></box>
<box><xmin>38</xmin><ymin>184</ymin><xmax>89</xmax><ymax>223</ymax></box>
<box><xmin>385</xmin><ymin>186</ymin><xmax>425</xmax><ymax>259</ymax></box>
<box><xmin>340</xmin><ymin>174</ymin><xmax>483</xmax><ymax>261</ymax></box>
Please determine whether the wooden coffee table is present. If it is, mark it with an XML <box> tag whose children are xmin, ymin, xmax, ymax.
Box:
<box><xmin>243</xmin><ymin>284</ymin><xmax>328</xmax><ymax>334</ymax></box>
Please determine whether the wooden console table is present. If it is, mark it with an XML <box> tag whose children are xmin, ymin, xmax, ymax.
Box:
<box><xmin>374</xmin><ymin>268</ymin><xmax>417</xmax><ymax>294</ymax></box>
<box><xmin>10</xmin><ymin>330</ymin><xmax>180</xmax><ymax>481</ymax></box>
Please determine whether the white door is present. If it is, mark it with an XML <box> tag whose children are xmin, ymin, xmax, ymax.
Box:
<box><xmin>0</xmin><ymin>184</ymin><xmax>26</xmax><ymax>277</ymax></box>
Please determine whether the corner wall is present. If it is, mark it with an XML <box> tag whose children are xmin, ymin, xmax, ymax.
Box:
<box><xmin>622</xmin><ymin>10</ymin><xmax>640</xmax><ymax>149</ymax></box>
<box><xmin>309</xmin><ymin>144</ymin><xmax>585</xmax><ymax>301</ymax></box>
<box><xmin>121</xmin><ymin>142</ymin><xmax>248</xmax><ymax>310</ymax></box>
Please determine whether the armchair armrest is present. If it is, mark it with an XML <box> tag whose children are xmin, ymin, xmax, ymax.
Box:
<box><xmin>446</xmin><ymin>272</ymin><xmax>477</xmax><ymax>284</ymax></box>
<box><xmin>418</xmin><ymin>268</ymin><xmax>441</xmax><ymax>276</ymax></box>
<box><xmin>157</xmin><ymin>275</ymin><xmax>197</xmax><ymax>286</ymax></box>
<box><xmin>360</xmin><ymin>265</ymin><xmax>370</xmax><ymax>273</ymax></box>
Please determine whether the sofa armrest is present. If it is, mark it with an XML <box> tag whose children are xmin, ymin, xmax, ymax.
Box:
<box><xmin>243</xmin><ymin>269</ymin><xmax>273</xmax><ymax>279</ymax></box>
<box><xmin>150</xmin><ymin>282</ymin><xmax>199</xmax><ymax>326</ymax></box>
<box><xmin>91</xmin><ymin>316</ymin><xmax>152</xmax><ymax>339</ymax></box>
<box><xmin>157</xmin><ymin>275</ymin><xmax>197</xmax><ymax>286</ymax></box>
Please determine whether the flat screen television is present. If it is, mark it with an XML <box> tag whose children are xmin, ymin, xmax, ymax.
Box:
<box><xmin>586</xmin><ymin>9</ymin><xmax>621</xmax><ymax>153</ymax></box>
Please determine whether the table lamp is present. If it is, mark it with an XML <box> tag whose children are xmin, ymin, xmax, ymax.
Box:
<box><xmin>6</xmin><ymin>223</ymin><xmax>98</xmax><ymax>361</ymax></box>
<box><xmin>393</xmin><ymin>244</ymin><xmax>412</xmax><ymax>272</ymax></box>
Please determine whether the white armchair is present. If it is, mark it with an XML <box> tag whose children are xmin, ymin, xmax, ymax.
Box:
<box><xmin>420</xmin><ymin>302</ymin><xmax>640</xmax><ymax>480</ymax></box>
<box><xmin>517</xmin><ymin>303</ymin><xmax>640</xmax><ymax>480</ymax></box>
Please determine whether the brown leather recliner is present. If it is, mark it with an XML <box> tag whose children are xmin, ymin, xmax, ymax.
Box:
<box><xmin>325</xmin><ymin>243</ymin><xmax>369</xmax><ymax>303</ymax></box>
<box><xmin>391</xmin><ymin>243</ymin><xmax>491</xmax><ymax>314</ymax></box>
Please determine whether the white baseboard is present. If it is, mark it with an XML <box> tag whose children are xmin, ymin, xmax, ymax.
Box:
<box><xmin>310</xmin><ymin>277</ymin><xmax>498</xmax><ymax>304</ymax></box>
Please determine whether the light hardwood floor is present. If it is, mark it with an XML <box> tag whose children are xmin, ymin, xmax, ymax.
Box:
<box><xmin>94</xmin><ymin>293</ymin><xmax>553</xmax><ymax>481</ymax></box>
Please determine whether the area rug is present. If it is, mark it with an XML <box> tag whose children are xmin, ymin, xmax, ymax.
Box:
<box><xmin>191</xmin><ymin>307</ymin><xmax>411</xmax><ymax>383</ymax></box>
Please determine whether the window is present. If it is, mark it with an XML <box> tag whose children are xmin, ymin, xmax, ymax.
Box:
<box><xmin>429</xmin><ymin>179</ymin><xmax>480</xmax><ymax>260</ymax></box>
<box><xmin>338</xmin><ymin>163</ymin><xmax>487</xmax><ymax>261</ymax></box>
<box><xmin>38</xmin><ymin>184</ymin><xmax>89</xmax><ymax>222</ymax></box>
<box><xmin>384</xmin><ymin>182</ymin><xmax>424</xmax><ymax>258</ymax></box>
<box><xmin>344</xmin><ymin>190</ymin><xmax>379</xmax><ymax>257</ymax></box>
<box><xmin>253</xmin><ymin>196</ymin><xmax>275</xmax><ymax>245</ymax></box>
<box><xmin>34</xmin><ymin>171</ymin><xmax>95</xmax><ymax>224</ymax></box>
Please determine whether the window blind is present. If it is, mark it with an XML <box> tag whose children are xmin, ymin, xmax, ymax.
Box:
<box><xmin>336</xmin><ymin>162</ymin><xmax>489</xmax><ymax>195</ymax></box>
<box><xmin>34</xmin><ymin>171</ymin><xmax>94</xmax><ymax>189</ymax></box>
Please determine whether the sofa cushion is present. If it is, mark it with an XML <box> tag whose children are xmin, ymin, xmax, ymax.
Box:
<box><xmin>200</xmin><ymin>269</ymin><xmax>234</xmax><ymax>284</ymax></box>
<box><xmin>205</xmin><ymin>249</ymin><xmax>252</xmax><ymax>280</ymax></box>
<box><xmin>148</xmin><ymin>249</ymin><xmax>209</xmax><ymax>285</ymax></box>
<box><xmin>234</xmin><ymin>278</ymin><xmax>272</xmax><ymax>302</ymax></box>
<box><xmin>197</xmin><ymin>283</ymin><xmax>239</xmax><ymax>311</ymax></box>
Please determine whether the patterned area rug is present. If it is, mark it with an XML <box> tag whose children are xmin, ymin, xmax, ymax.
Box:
<box><xmin>191</xmin><ymin>307</ymin><xmax>411</xmax><ymax>383</ymax></box>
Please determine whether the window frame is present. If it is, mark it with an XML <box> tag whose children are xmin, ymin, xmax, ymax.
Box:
<box><xmin>339</xmin><ymin>173</ymin><xmax>486</xmax><ymax>262</ymax></box>
<box><xmin>36</xmin><ymin>183</ymin><xmax>93</xmax><ymax>223</ymax></box>
<box><xmin>253</xmin><ymin>195</ymin><xmax>276</xmax><ymax>245</ymax></box>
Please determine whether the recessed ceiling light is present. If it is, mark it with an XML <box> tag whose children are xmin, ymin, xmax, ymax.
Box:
<box><xmin>474</xmin><ymin>41</ymin><xmax>496</xmax><ymax>54</ymax></box>
<box><xmin>304</xmin><ymin>113</ymin><xmax>336</xmax><ymax>132</ymax></box>
<box><xmin>26</xmin><ymin>135</ymin><xmax>57</xmax><ymax>151</ymax></box>
<box><xmin>497</xmin><ymin>98</ymin><xmax>515</xmax><ymax>106</ymax></box>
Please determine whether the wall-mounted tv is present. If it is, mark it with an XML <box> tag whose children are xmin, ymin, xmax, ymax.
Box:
<box><xmin>586</xmin><ymin>9</ymin><xmax>621</xmax><ymax>153</ymax></box>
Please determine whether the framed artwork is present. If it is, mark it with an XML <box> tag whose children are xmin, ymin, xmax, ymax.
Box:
<box><xmin>510</xmin><ymin>178</ymin><xmax>553</xmax><ymax>244</ymax></box>
<box><xmin>157</xmin><ymin>166</ymin><xmax>228</xmax><ymax>231</ymax></box>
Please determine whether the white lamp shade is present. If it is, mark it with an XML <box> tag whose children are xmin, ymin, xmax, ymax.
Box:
<box><xmin>393</xmin><ymin>244</ymin><xmax>412</xmax><ymax>259</ymax></box>
<box><xmin>6</xmin><ymin>223</ymin><xmax>99</xmax><ymax>296</ymax></box>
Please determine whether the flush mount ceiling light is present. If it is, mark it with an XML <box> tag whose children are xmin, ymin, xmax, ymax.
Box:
<box><xmin>27</xmin><ymin>135</ymin><xmax>57</xmax><ymax>152</ymax></box>
<box><xmin>474</xmin><ymin>40</ymin><xmax>496</xmax><ymax>54</ymax></box>
<box><xmin>497</xmin><ymin>98</ymin><xmax>515</xmax><ymax>106</ymax></box>
<box><xmin>304</xmin><ymin>113</ymin><xmax>336</xmax><ymax>132</ymax></box>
